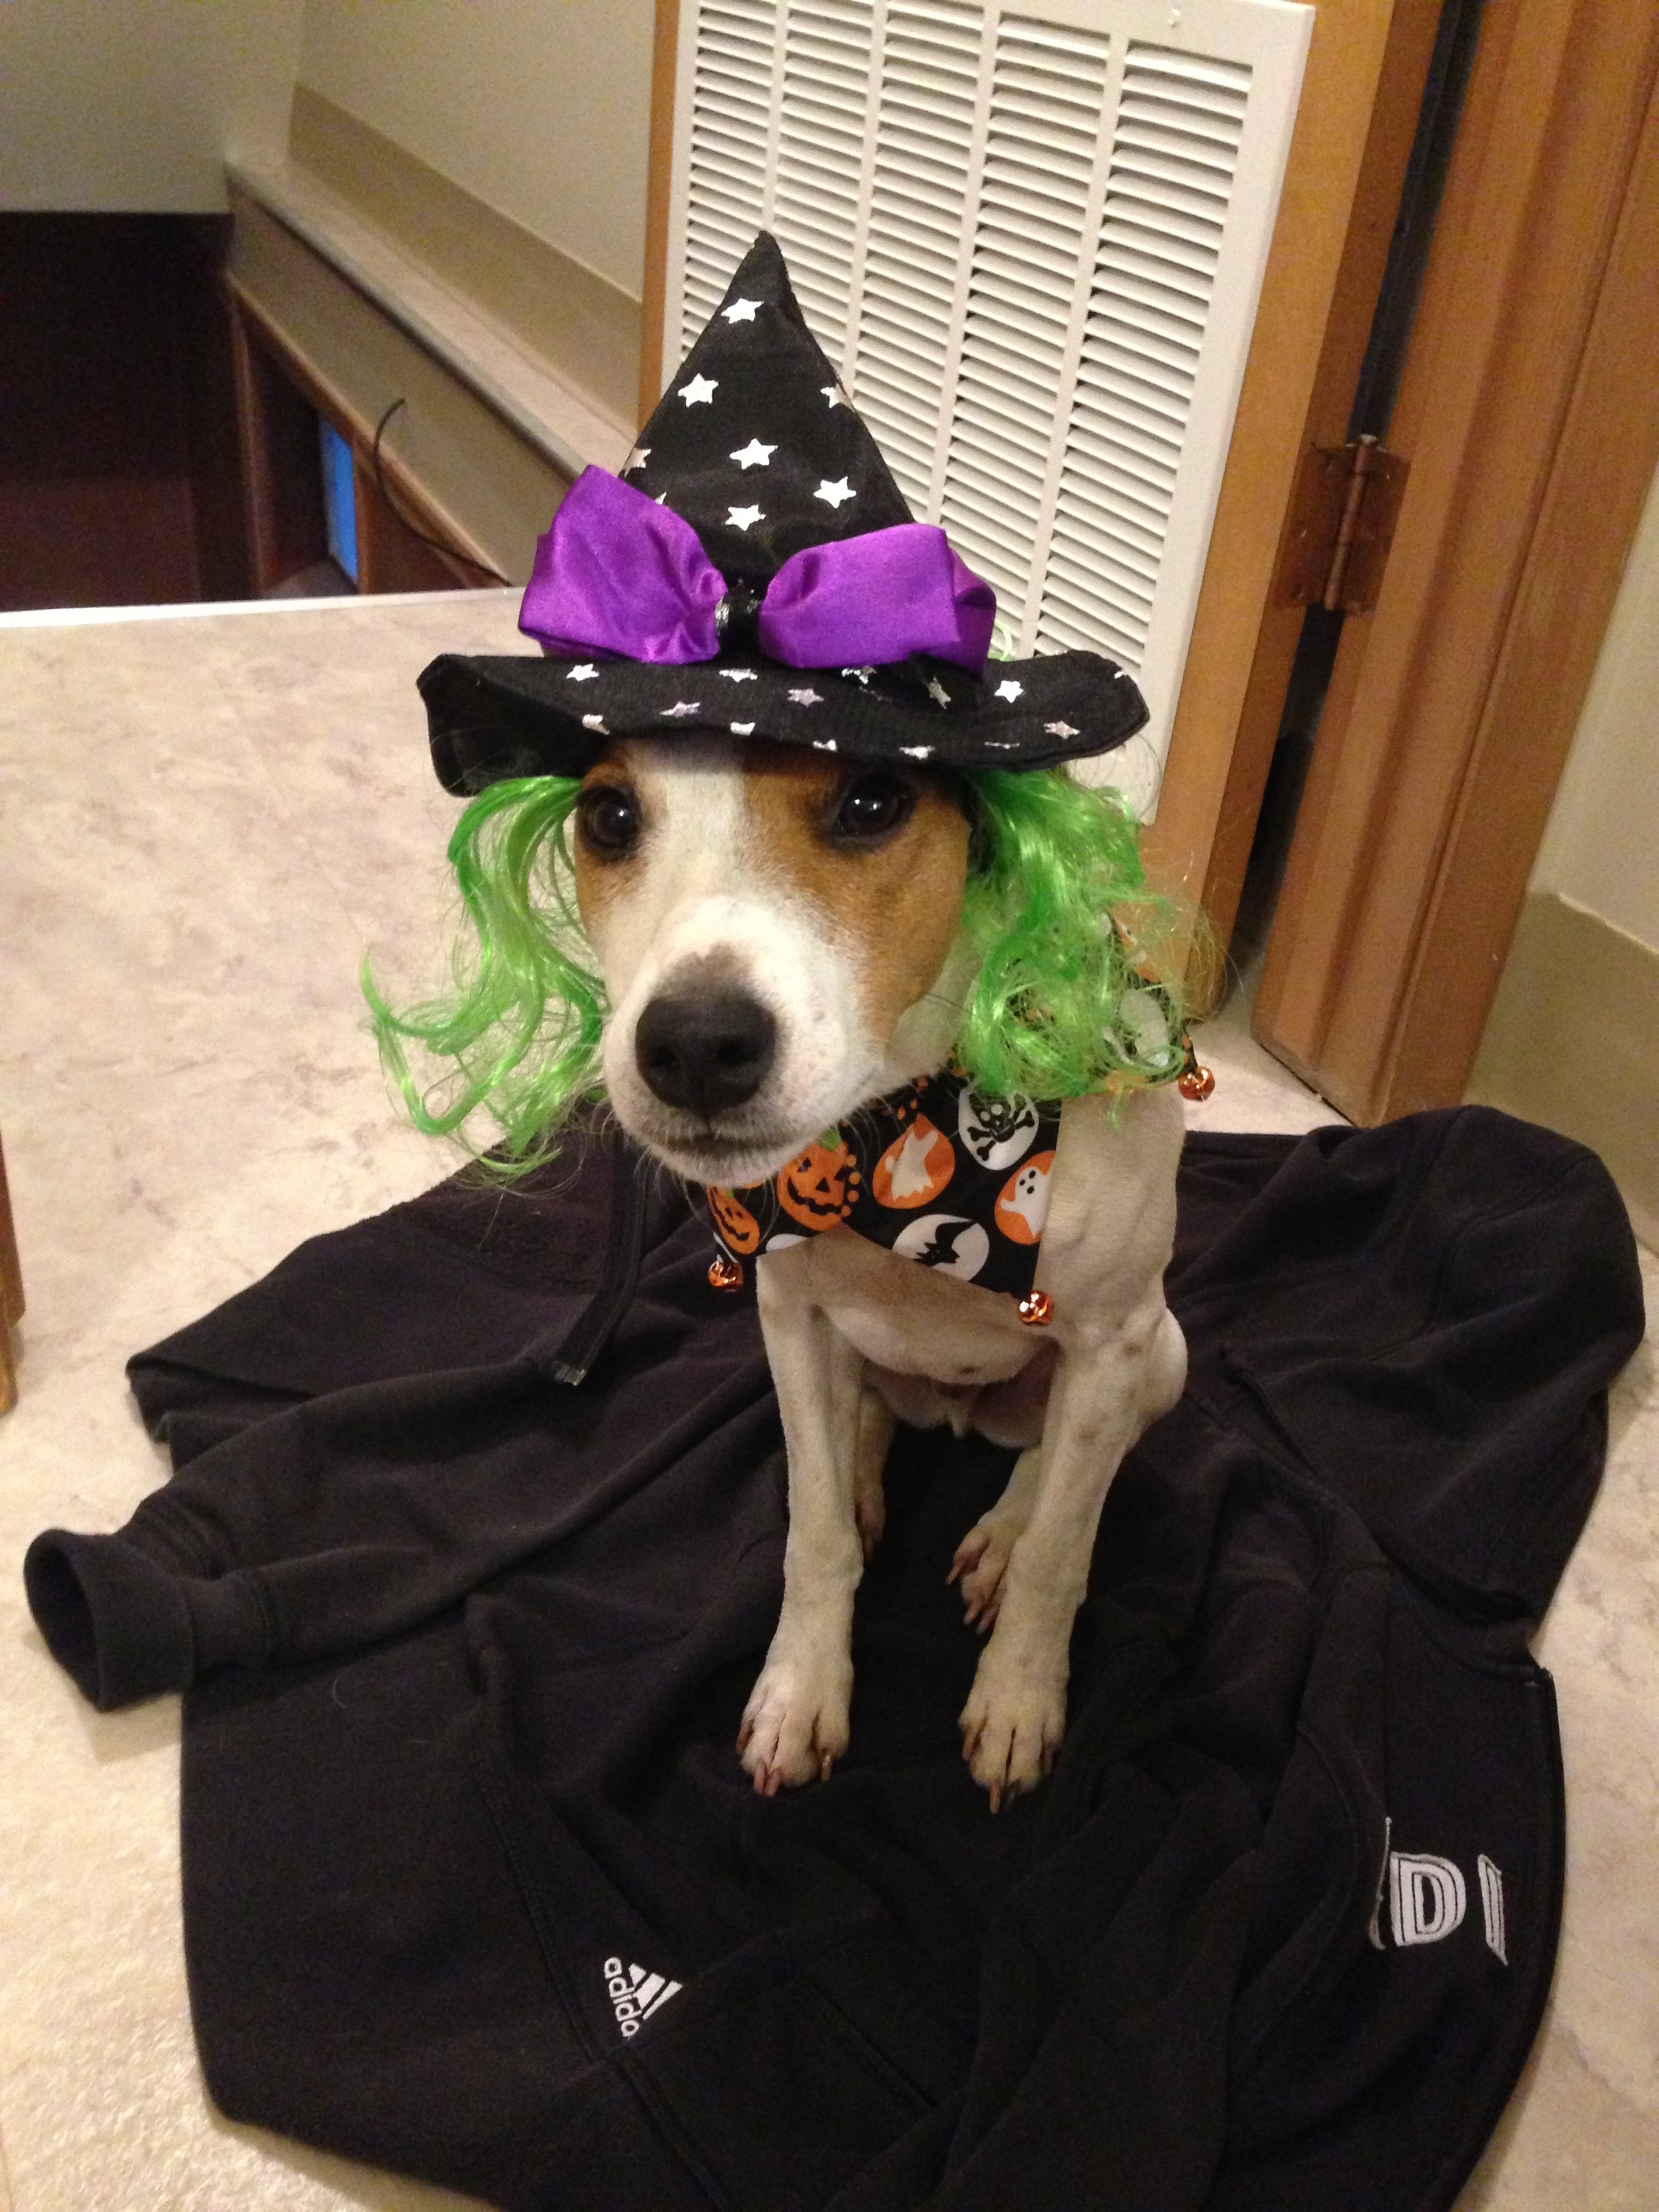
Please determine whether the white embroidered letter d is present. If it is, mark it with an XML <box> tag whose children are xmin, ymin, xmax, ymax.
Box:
<box><xmin>1389</xmin><ymin>1852</ymin><xmax>1467</xmax><ymax>1946</ymax></box>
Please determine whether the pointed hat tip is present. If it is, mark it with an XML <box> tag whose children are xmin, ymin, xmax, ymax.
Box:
<box><xmin>719</xmin><ymin>230</ymin><xmax>804</xmax><ymax>329</ymax></box>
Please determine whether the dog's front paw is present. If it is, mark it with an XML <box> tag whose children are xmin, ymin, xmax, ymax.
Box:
<box><xmin>959</xmin><ymin>1646</ymin><xmax>1067</xmax><ymax>1810</ymax></box>
<box><xmin>948</xmin><ymin>1448</ymin><xmax>1039</xmax><ymax>1631</ymax></box>
<box><xmin>947</xmin><ymin>1519</ymin><xmax>1016</xmax><ymax>1631</ymax></box>
<box><xmin>737</xmin><ymin>1654</ymin><xmax>851</xmax><ymax>1796</ymax></box>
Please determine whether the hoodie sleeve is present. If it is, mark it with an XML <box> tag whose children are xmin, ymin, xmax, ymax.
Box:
<box><xmin>25</xmin><ymin>1134</ymin><xmax>779</xmax><ymax>1711</ymax></box>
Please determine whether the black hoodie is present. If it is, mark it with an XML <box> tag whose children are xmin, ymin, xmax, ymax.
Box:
<box><xmin>25</xmin><ymin>1107</ymin><xmax>1643</xmax><ymax>2212</ymax></box>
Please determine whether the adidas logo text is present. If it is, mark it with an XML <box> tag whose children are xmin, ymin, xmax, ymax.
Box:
<box><xmin>604</xmin><ymin>1956</ymin><xmax>681</xmax><ymax>2038</ymax></box>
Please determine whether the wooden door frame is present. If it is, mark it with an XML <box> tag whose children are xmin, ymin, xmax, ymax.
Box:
<box><xmin>637</xmin><ymin>3</ymin><xmax>1446</xmax><ymax>958</ymax></box>
<box><xmin>1254</xmin><ymin>0</ymin><xmax>1659</xmax><ymax>1122</ymax></box>
<box><xmin>1139</xmin><ymin>0</ymin><xmax>1445</xmax><ymax>951</ymax></box>
<box><xmin>640</xmin><ymin>0</ymin><xmax>682</xmax><ymax>428</ymax></box>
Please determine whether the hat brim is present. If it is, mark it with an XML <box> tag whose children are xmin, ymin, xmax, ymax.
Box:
<box><xmin>419</xmin><ymin>651</ymin><xmax>1149</xmax><ymax>794</ymax></box>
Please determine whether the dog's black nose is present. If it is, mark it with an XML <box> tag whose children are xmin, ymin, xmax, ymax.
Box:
<box><xmin>635</xmin><ymin>987</ymin><xmax>777</xmax><ymax>1116</ymax></box>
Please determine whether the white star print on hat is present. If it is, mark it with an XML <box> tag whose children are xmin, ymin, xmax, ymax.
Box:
<box><xmin>788</xmin><ymin>689</ymin><xmax>823</xmax><ymax>706</ymax></box>
<box><xmin>567</xmin><ymin>664</ymin><xmax>598</xmax><ymax>682</ymax></box>
<box><xmin>815</xmin><ymin>477</ymin><xmax>855</xmax><ymax>509</ymax></box>
<box><xmin>661</xmin><ymin>701</ymin><xmax>701</xmax><ymax>717</ymax></box>
<box><xmin>679</xmin><ymin>375</ymin><xmax>717</xmax><ymax>406</ymax></box>
<box><xmin>720</xmin><ymin>298</ymin><xmax>762</xmax><ymax>323</ymax></box>
<box><xmin>926</xmin><ymin>676</ymin><xmax>951</xmax><ymax>708</ymax></box>
<box><xmin>1044</xmin><ymin>720</ymin><xmax>1079</xmax><ymax>738</ymax></box>
<box><xmin>994</xmin><ymin>679</ymin><xmax>1024</xmax><ymax>703</ymax></box>
<box><xmin>627</xmin><ymin>450</ymin><xmax>649</xmax><ymax>470</ymax></box>
<box><xmin>720</xmin><ymin>668</ymin><xmax>758</xmax><ymax>683</ymax></box>
<box><xmin>726</xmin><ymin>504</ymin><xmax>764</xmax><ymax>530</ymax></box>
<box><xmin>730</xmin><ymin>720</ymin><xmax>756</xmax><ymax>734</ymax></box>
<box><xmin>729</xmin><ymin>439</ymin><xmax>776</xmax><ymax>469</ymax></box>
<box><xmin>821</xmin><ymin>386</ymin><xmax>843</xmax><ymax>407</ymax></box>
<box><xmin>581</xmin><ymin>714</ymin><xmax>609</xmax><ymax>732</ymax></box>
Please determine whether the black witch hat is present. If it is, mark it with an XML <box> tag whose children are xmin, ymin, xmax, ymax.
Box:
<box><xmin>418</xmin><ymin>234</ymin><xmax>1148</xmax><ymax>794</ymax></box>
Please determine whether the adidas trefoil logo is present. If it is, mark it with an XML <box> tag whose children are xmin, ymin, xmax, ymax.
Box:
<box><xmin>604</xmin><ymin>1955</ymin><xmax>681</xmax><ymax>2039</ymax></box>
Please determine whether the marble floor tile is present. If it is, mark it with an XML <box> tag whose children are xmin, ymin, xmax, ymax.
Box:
<box><xmin>1</xmin><ymin>596</ymin><xmax>1651</xmax><ymax>2211</ymax></box>
<box><xmin>1458</xmin><ymin>1248</ymin><xmax>1659</xmax><ymax>2211</ymax></box>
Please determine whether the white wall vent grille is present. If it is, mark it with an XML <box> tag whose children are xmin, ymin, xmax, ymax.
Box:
<box><xmin>664</xmin><ymin>0</ymin><xmax>1311</xmax><ymax>812</ymax></box>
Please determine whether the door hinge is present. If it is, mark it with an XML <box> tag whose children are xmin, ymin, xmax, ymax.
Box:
<box><xmin>1273</xmin><ymin>436</ymin><xmax>1410</xmax><ymax>615</ymax></box>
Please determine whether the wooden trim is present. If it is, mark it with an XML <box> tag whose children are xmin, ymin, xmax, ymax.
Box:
<box><xmin>1142</xmin><ymin>0</ymin><xmax>1439</xmax><ymax>964</ymax></box>
<box><xmin>639</xmin><ymin>0</ymin><xmax>683</xmax><ymax>429</ymax></box>
<box><xmin>228</xmin><ymin>279</ymin><xmax>499</xmax><ymax>589</ymax></box>
<box><xmin>1254</xmin><ymin>0</ymin><xmax>1659</xmax><ymax>1122</ymax></box>
<box><xmin>0</xmin><ymin>1134</ymin><xmax>22</xmax><ymax>1415</ymax></box>
<box><xmin>176</xmin><ymin>218</ymin><xmax>254</xmax><ymax>602</ymax></box>
<box><xmin>229</xmin><ymin>296</ymin><xmax>329</xmax><ymax>593</ymax></box>
<box><xmin>0</xmin><ymin>1136</ymin><xmax>22</xmax><ymax>1328</ymax></box>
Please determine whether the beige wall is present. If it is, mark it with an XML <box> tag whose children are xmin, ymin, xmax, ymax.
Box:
<box><xmin>1529</xmin><ymin>455</ymin><xmax>1659</xmax><ymax>956</ymax></box>
<box><xmin>1470</xmin><ymin>454</ymin><xmax>1659</xmax><ymax>1246</ymax></box>
<box><xmin>0</xmin><ymin>0</ymin><xmax>304</xmax><ymax>209</ymax></box>
<box><xmin>297</xmin><ymin>0</ymin><xmax>655</xmax><ymax>299</ymax></box>
<box><xmin>0</xmin><ymin>0</ymin><xmax>653</xmax><ymax>283</ymax></box>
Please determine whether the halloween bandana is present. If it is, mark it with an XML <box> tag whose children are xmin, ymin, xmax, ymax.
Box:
<box><xmin>705</xmin><ymin>1070</ymin><xmax>1061</xmax><ymax>1299</ymax></box>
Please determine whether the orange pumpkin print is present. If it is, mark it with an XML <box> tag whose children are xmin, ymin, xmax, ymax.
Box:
<box><xmin>706</xmin><ymin>1185</ymin><xmax>762</xmax><ymax>1256</ymax></box>
<box><xmin>872</xmin><ymin>1116</ymin><xmax>955</xmax><ymax>1210</ymax></box>
<box><xmin>777</xmin><ymin>1136</ymin><xmax>859</xmax><ymax>1231</ymax></box>
<box><xmin>994</xmin><ymin>1151</ymin><xmax>1054</xmax><ymax>1246</ymax></box>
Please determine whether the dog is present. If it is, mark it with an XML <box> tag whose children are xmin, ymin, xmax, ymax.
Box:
<box><xmin>569</xmin><ymin>733</ymin><xmax>1187</xmax><ymax>1807</ymax></box>
<box><xmin>400</xmin><ymin>234</ymin><xmax>1191</xmax><ymax>1805</ymax></box>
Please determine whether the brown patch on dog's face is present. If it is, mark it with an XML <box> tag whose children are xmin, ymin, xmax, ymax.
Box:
<box><xmin>739</xmin><ymin>747</ymin><xmax>970</xmax><ymax>1045</ymax></box>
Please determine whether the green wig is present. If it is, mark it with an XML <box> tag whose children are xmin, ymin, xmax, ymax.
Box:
<box><xmin>365</xmin><ymin>766</ymin><xmax>1186</xmax><ymax>1171</ymax></box>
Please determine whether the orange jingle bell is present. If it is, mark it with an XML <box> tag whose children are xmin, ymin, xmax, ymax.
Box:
<box><xmin>708</xmin><ymin>1253</ymin><xmax>744</xmax><ymax>1292</ymax></box>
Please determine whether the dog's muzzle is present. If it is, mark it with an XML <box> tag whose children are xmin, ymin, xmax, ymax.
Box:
<box><xmin>634</xmin><ymin>986</ymin><xmax>778</xmax><ymax>1119</ymax></box>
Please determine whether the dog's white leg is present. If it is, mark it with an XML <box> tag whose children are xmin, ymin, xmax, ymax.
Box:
<box><xmin>853</xmin><ymin>1385</ymin><xmax>895</xmax><ymax>1559</ymax></box>
<box><xmin>952</xmin><ymin>1305</ymin><xmax>1183</xmax><ymax>1637</ymax></box>
<box><xmin>739</xmin><ymin>1261</ymin><xmax>867</xmax><ymax>1793</ymax></box>
<box><xmin>947</xmin><ymin>1447</ymin><xmax>1042</xmax><ymax>1631</ymax></box>
<box><xmin>960</xmin><ymin>1292</ymin><xmax>1183</xmax><ymax>1807</ymax></box>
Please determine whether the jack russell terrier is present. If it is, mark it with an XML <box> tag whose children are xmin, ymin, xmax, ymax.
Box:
<box><xmin>570</xmin><ymin>738</ymin><xmax>1189</xmax><ymax>1806</ymax></box>
<box><xmin>401</xmin><ymin>234</ymin><xmax>1203</xmax><ymax>1809</ymax></box>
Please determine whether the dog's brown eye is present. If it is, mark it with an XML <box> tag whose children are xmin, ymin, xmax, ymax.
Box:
<box><xmin>831</xmin><ymin>773</ymin><xmax>913</xmax><ymax>842</ymax></box>
<box><xmin>577</xmin><ymin>785</ymin><xmax>641</xmax><ymax>857</ymax></box>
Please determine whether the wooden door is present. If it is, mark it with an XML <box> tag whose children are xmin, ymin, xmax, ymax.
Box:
<box><xmin>1254</xmin><ymin>0</ymin><xmax>1659</xmax><ymax>1121</ymax></box>
<box><xmin>642</xmin><ymin>0</ymin><xmax>1452</xmax><ymax>942</ymax></box>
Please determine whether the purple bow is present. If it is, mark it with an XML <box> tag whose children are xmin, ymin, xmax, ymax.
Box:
<box><xmin>518</xmin><ymin>466</ymin><xmax>996</xmax><ymax>674</ymax></box>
